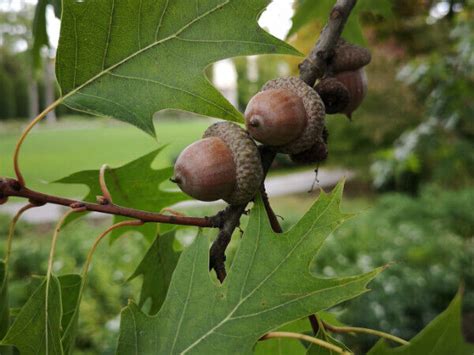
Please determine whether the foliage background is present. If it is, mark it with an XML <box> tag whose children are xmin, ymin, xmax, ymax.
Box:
<box><xmin>0</xmin><ymin>0</ymin><xmax>473</xmax><ymax>353</ymax></box>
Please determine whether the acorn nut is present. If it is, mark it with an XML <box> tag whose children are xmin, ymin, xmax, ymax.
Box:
<box><xmin>245</xmin><ymin>77</ymin><xmax>326</xmax><ymax>155</ymax></box>
<box><xmin>334</xmin><ymin>68</ymin><xmax>368</xmax><ymax>119</ymax></box>
<box><xmin>172</xmin><ymin>122</ymin><xmax>263</xmax><ymax>205</ymax></box>
<box><xmin>316</xmin><ymin>39</ymin><xmax>371</xmax><ymax>118</ymax></box>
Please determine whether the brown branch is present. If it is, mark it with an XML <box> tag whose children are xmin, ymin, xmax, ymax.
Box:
<box><xmin>0</xmin><ymin>177</ymin><xmax>222</xmax><ymax>228</ymax></box>
<box><xmin>259</xmin><ymin>145</ymin><xmax>282</xmax><ymax>233</ymax></box>
<box><xmin>209</xmin><ymin>204</ymin><xmax>246</xmax><ymax>282</ymax></box>
<box><xmin>209</xmin><ymin>146</ymin><xmax>278</xmax><ymax>282</ymax></box>
<box><xmin>299</xmin><ymin>0</ymin><xmax>358</xmax><ymax>87</ymax></box>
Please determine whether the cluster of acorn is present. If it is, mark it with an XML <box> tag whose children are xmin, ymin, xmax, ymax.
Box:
<box><xmin>172</xmin><ymin>40</ymin><xmax>370</xmax><ymax>206</ymax></box>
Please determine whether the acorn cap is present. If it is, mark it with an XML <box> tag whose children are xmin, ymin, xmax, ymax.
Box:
<box><xmin>261</xmin><ymin>77</ymin><xmax>326</xmax><ymax>155</ymax></box>
<box><xmin>330</xmin><ymin>39</ymin><xmax>371</xmax><ymax>73</ymax></box>
<box><xmin>315</xmin><ymin>77</ymin><xmax>350</xmax><ymax>114</ymax></box>
<box><xmin>290</xmin><ymin>127</ymin><xmax>329</xmax><ymax>164</ymax></box>
<box><xmin>203</xmin><ymin>122</ymin><xmax>263</xmax><ymax>205</ymax></box>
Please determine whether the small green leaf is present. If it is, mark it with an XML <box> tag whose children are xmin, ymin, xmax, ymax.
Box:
<box><xmin>368</xmin><ymin>291</ymin><xmax>474</xmax><ymax>355</ymax></box>
<box><xmin>129</xmin><ymin>230</ymin><xmax>181</xmax><ymax>315</ymax></box>
<box><xmin>58</xmin><ymin>274</ymin><xmax>82</xmax><ymax>354</ymax></box>
<box><xmin>1</xmin><ymin>277</ymin><xmax>63</xmax><ymax>355</ymax></box>
<box><xmin>117</xmin><ymin>182</ymin><xmax>383</xmax><ymax>354</ymax></box>
<box><xmin>55</xmin><ymin>148</ymin><xmax>187</xmax><ymax>242</ymax></box>
<box><xmin>56</xmin><ymin>0</ymin><xmax>300</xmax><ymax>136</ymax></box>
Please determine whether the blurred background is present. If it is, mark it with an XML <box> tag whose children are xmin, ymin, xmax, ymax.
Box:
<box><xmin>0</xmin><ymin>0</ymin><xmax>473</xmax><ymax>353</ymax></box>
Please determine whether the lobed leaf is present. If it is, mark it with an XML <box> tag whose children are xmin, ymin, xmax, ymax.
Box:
<box><xmin>0</xmin><ymin>277</ymin><xmax>63</xmax><ymax>355</ymax></box>
<box><xmin>55</xmin><ymin>148</ymin><xmax>187</xmax><ymax>242</ymax></box>
<box><xmin>117</xmin><ymin>182</ymin><xmax>383</xmax><ymax>354</ymax></box>
<box><xmin>129</xmin><ymin>230</ymin><xmax>181</xmax><ymax>315</ymax></box>
<box><xmin>56</xmin><ymin>0</ymin><xmax>300</xmax><ymax>136</ymax></box>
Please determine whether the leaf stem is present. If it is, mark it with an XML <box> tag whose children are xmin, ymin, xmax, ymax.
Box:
<box><xmin>81</xmin><ymin>220</ymin><xmax>143</xmax><ymax>278</ymax></box>
<box><xmin>322</xmin><ymin>322</ymin><xmax>409</xmax><ymax>346</ymax></box>
<box><xmin>99</xmin><ymin>164</ymin><xmax>114</xmax><ymax>203</ymax></box>
<box><xmin>260</xmin><ymin>331</ymin><xmax>352</xmax><ymax>354</ymax></box>
<box><xmin>13</xmin><ymin>98</ymin><xmax>62</xmax><ymax>187</ymax></box>
<box><xmin>45</xmin><ymin>207</ymin><xmax>85</xmax><ymax>354</ymax></box>
<box><xmin>4</xmin><ymin>203</ymin><xmax>37</xmax><ymax>271</ymax></box>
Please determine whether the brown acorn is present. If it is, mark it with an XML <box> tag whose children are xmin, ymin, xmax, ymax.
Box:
<box><xmin>330</xmin><ymin>39</ymin><xmax>371</xmax><ymax>73</ymax></box>
<box><xmin>245</xmin><ymin>89</ymin><xmax>307</xmax><ymax>146</ymax></box>
<box><xmin>245</xmin><ymin>77</ymin><xmax>326</xmax><ymax>155</ymax></box>
<box><xmin>334</xmin><ymin>68</ymin><xmax>368</xmax><ymax>118</ymax></box>
<box><xmin>316</xmin><ymin>39</ymin><xmax>371</xmax><ymax>117</ymax></box>
<box><xmin>172</xmin><ymin>122</ymin><xmax>263</xmax><ymax>205</ymax></box>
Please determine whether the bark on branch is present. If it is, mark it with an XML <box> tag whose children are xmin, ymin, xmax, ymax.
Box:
<box><xmin>299</xmin><ymin>0</ymin><xmax>357</xmax><ymax>87</ymax></box>
<box><xmin>0</xmin><ymin>177</ymin><xmax>222</xmax><ymax>228</ymax></box>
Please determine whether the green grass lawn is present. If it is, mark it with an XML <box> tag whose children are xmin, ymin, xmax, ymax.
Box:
<box><xmin>0</xmin><ymin>115</ymin><xmax>214</xmax><ymax>196</ymax></box>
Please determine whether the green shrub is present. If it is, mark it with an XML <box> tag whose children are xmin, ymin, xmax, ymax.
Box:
<box><xmin>309</xmin><ymin>187</ymin><xmax>474</xmax><ymax>351</ymax></box>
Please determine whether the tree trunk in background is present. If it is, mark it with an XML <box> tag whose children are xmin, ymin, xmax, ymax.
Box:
<box><xmin>28</xmin><ymin>78</ymin><xmax>39</xmax><ymax>121</ymax></box>
<box><xmin>44</xmin><ymin>57</ymin><xmax>57</xmax><ymax>124</ymax></box>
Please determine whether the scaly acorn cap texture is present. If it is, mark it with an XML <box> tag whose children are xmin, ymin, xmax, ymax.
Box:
<box><xmin>290</xmin><ymin>127</ymin><xmax>329</xmax><ymax>164</ymax></box>
<box><xmin>314</xmin><ymin>77</ymin><xmax>350</xmax><ymax>114</ymax></box>
<box><xmin>203</xmin><ymin>122</ymin><xmax>263</xmax><ymax>205</ymax></box>
<box><xmin>261</xmin><ymin>77</ymin><xmax>326</xmax><ymax>155</ymax></box>
<box><xmin>330</xmin><ymin>39</ymin><xmax>371</xmax><ymax>73</ymax></box>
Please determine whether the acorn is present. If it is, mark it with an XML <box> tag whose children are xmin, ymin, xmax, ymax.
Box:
<box><xmin>316</xmin><ymin>39</ymin><xmax>371</xmax><ymax>118</ymax></box>
<box><xmin>334</xmin><ymin>68</ymin><xmax>368</xmax><ymax>118</ymax></box>
<box><xmin>245</xmin><ymin>77</ymin><xmax>326</xmax><ymax>155</ymax></box>
<box><xmin>330</xmin><ymin>39</ymin><xmax>371</xmax><ymax>73</ymax></box>
<box><xmin>172</xmin><ymin>122</ymin><xmax>263</xmax><ymax>205</ymax></box>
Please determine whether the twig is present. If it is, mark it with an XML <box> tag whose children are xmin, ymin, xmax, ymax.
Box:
<box><xmin>99</xmin><ymin>164</ymin><xmax>113</xmax><ymax>204</ymax></box>
<box><xmin>209</xmin><ymin>204</ymin><xmax>246</xmax><ymax>282</ymax></box>
<box><xmin>299</xmin><ymin>0</ymin><xmax>358</xmax><ymax>87</ymax></box>
<box><xmin>260</xmin><ymin>331</ymin><xmax>351</xmax><ymax>354</ymax></box>
<box><xmin>209</xmin><ymin>146</ymin><xmax>278</xmax><ymax>282</ymax></box>
<box><xmin>322</xmin><ymin>321</ymin><xmax>409</xmax><ymax>346</ymax></box>
<box><xmin>0</xmin><ymin>178</ymin><xmax>223</xmax><ymax>228</ymax></box>
<box><xmin>13</xmin><ymin>98</ymin><xmax>62</xmax><ymax>187</ymax></box>
<box><xmin>258</xmin><ymin>146</ymin><xmax>283</xmax><ymax>233</ymax></box>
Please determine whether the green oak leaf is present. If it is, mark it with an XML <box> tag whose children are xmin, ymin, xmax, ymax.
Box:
<box><xmin>55</xmin><ymin>148</ymin><xmax>187</xmax><ymax>242</ymax></box>
<box><xmin>368</xmin><ymin>291</ymin><xmax>474</xmax><ymax>355</ymax></box>
<box><xmin>58</xmin><ymin>274</ymin><xmax>82</xmax><ymax>354</ymax></box>
<box><xmin>0</xmin><ymin>276</ymin><xmax>63</xmax><ymax>355</ymax></box>
<box><xmin>56</xmin><ymin>0</ymin><xmax>300</xmax><ymax>136</ymax></box>
<box><xmin>289</xmin><ymin>0</ymin><xmax>393</xmax><ymax>44</ymax></box>
<box><xmin>129</xmin><ymin>230</ymin><xmax>181</xmax><ymax>315</ymax></box>
<box><xmin>117</xmin><ymin>183</ymin><xmax>383</xmax><ymax>354</ymax></box>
